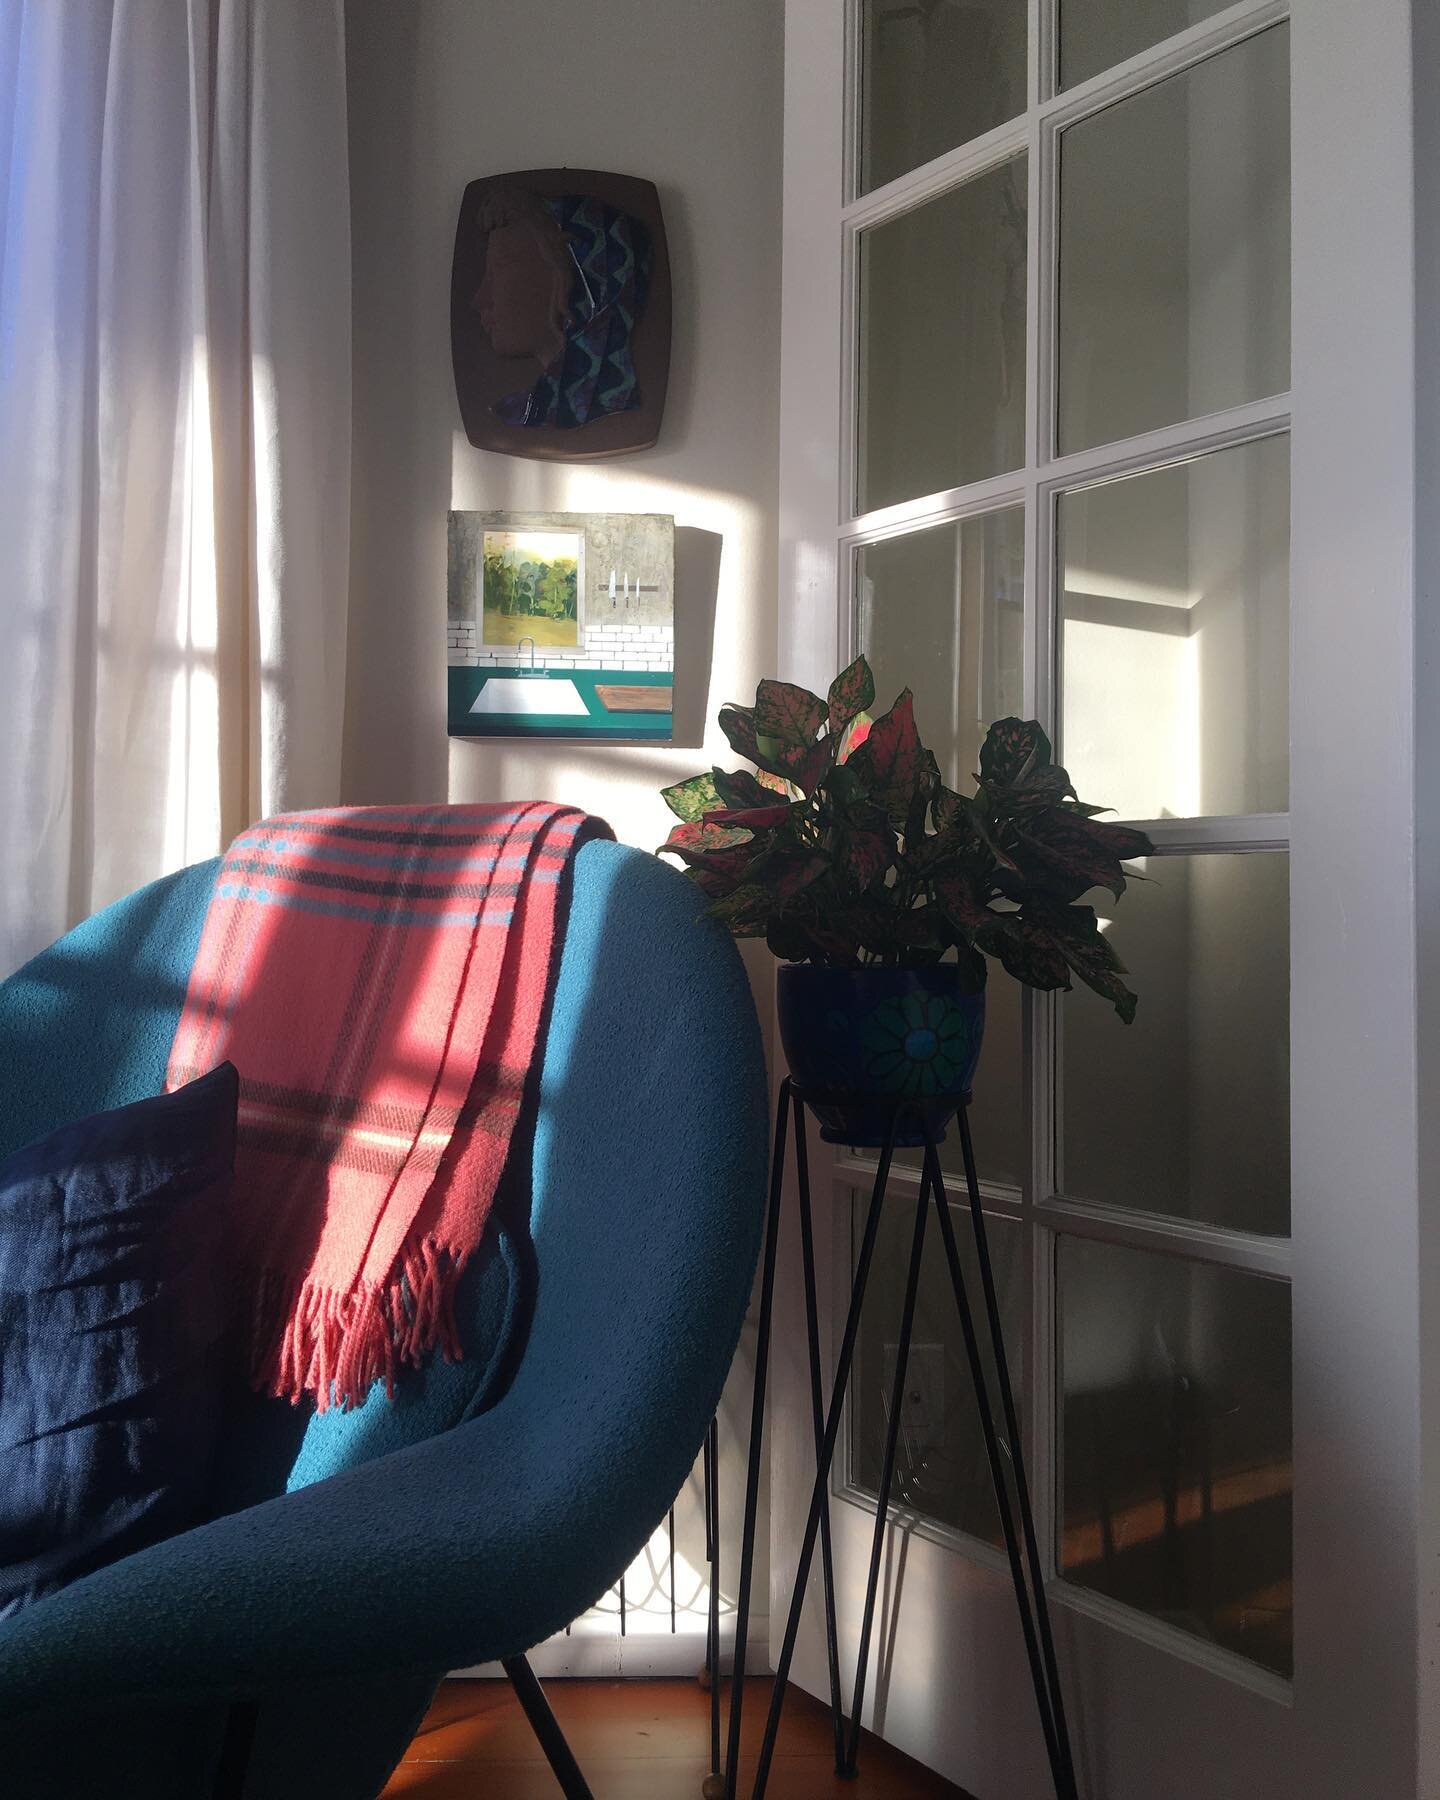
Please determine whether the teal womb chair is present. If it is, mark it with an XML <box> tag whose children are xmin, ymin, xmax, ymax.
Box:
<box><xmin>0</xmin><ymin>836</ymin><xmax>768</xmax><ymax>1799</ymax></box>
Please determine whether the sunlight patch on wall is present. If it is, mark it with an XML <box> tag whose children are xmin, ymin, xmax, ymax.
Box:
<box><xmin>1063</xmin><ymin>615</ymin><xmax>1199</xmax><ymax>821</ymax></box>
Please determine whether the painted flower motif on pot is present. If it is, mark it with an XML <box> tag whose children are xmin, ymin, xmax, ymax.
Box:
<box><xmin>860</xmin><ymin>991</ymin><xmax>980</xmax><ymax>1097</ymax></box>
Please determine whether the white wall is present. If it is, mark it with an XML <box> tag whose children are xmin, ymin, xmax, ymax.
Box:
<box><xmin>342</xmin><ymin>0</ymin><xmax>784</xmax><ymax>1670</ymax></box>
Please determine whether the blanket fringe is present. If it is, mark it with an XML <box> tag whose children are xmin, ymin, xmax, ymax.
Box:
<box><xmin>250</xmin><ymin>1237</ymin><xmax>469</xmax><ymax>1412</ymax></box>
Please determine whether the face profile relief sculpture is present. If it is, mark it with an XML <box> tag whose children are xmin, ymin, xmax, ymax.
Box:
<box><xmin>451</xmin><ymin>169</ymin><xmax>670</xmax><ymax>460</ymax></box>
<box><xmin>471</xmin><ymin>186</ymin><xmax>652</xmax><ymax>432</ymax></box>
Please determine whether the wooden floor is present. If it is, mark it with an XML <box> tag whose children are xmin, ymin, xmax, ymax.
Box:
<box><xmin>382</xmin><ymin>1677</ymin><xmax>974</xmax><ymax>1799</ymax></box>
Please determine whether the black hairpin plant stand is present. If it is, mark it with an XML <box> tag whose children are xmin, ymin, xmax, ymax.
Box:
<box><xmin>700</xmin><ymin>1414</ymin><xmax>724</xmax><ymax>1797</ymax></box>
<box><xmin>710</xmin><ymin>1078</ymin><xmax>1080</xmax><ymax>1800</ymax></box>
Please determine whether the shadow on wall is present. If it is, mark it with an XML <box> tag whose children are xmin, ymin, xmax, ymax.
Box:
<box><xmin>652</xmin><ymin>179</ymin><xmax>697</xmax><ymax>447</ymax></box>
<box><xmin>672</xmin><ymin>525</ymin><xmax>722</xmax><ymax>749</ymax></box>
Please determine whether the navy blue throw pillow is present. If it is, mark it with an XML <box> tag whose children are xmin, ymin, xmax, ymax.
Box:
<box><xmin>0</xmin><ymin>1062</ymin><xmax>238</xmax><ymax>1619</ymax></box>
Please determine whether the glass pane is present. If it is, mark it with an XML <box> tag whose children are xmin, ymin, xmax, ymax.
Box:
<box><xmin>1059</xmin><ymin>1236</ymin><xmax>1293</xmax><ymax>1678</ymax></box>
<box><xmin>1063</xmin><ymin>851</ymin><xmax>1290</xmax><ymax>1236</ymax></box>
<box><xmin>1057</xmin><ymin>26</ymin><xmax>1290</xmax><ymax>454</ymax></box>
<box><xmin>857</xmin><ymin>509</ymin><xmax>1026</xmax><ymax>1187</ymax></box>
<box><xmin>1060</xmin><ymin>436</ymin><xmax>1290</xmax><ymax>821</ymax></box>
<box><xmin>859</xmin><ymin>157</ymin><xmax>1027</xmax><ymax>513</ymax></box>
<box><xmin>1059</xmin><ymin>0</ymin><xmax>1235</xmax><ymax>92</ymax></box>
<box><xmin>860</xmin><ymin>0</ymin><xmax>1026</xmax><ymax>195</ymax></box>
<box><xmin>858</xmin><ymin>510</ymin><xmax>1025</xmax><ymax>800</ymax></box>
<box><xmin>851</xmin><ymin>1194</ymin><xmax>1025</xmax><ymax>1546</ymax></box>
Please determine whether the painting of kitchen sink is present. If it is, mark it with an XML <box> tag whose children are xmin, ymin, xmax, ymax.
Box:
<box><xmin>448</xmin><ymin>508</ymin><xmax>674</xmax><ymax>740</ymax></box>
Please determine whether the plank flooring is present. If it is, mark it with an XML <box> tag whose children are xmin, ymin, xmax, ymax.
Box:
<box><xmin>382</xmin><ymin>1676</ymin><xmax>975</xmax><ymax>1799</ymax></box>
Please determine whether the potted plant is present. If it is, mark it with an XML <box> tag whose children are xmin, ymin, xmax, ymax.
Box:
<box><xmin>658</xmin><ymin>656</ymin><xmax>1153</xmax><ymax>1147</ymax></box>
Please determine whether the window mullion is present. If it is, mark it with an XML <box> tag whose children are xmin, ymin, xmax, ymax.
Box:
<box><xmin>1040</xmin><ymin>1192</ymin><xmax>1294</xmax><ymax>1278</ymax></box>
<box><xmin>1041</xmin><ymin>397</ymin><xmax>1292</xmax><ymax>497</ymax></box>
<box><xmin>1040</xmin><ymin>0</ymin><xmax>1289</xmax><ymax>132</ymax></box>
<box><xmin>1025</xmin><ymin>0</ymin><xmax>1059</xmax><ymax>1599</ymax></box>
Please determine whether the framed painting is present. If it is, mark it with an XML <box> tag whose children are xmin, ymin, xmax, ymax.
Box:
<box><xmin>448</xmin><ymin>510</ymin><xmax>674</xmax><ymax>741</ymax></box>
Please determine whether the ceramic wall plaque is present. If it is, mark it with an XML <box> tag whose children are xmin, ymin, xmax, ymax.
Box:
<box><xmin>451</xmin><ymin>170</ymin><xmax>671</xmax><ymax>461</ymax></box>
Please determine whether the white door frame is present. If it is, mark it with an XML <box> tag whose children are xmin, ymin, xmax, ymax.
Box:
<box><xmin>772</xmin><ymin>2</ymin><xmax>1439</xmax><ymax>1793</ymax></box>
<box><xmin>1290</xmin><ymin>3</ymin><xmax>1436</xmax><ymax>1795</ymax></box>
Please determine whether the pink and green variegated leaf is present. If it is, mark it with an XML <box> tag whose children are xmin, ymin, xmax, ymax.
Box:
<box><xmin>1014</xmin><ymin>814</ymin><xmax>1153</xmax><ymax>900</ymax></box>
<box><xmin>660</xmin><ymin>771</ymin><xmax>720</xmax><ymax>822</ymax></box>
<box><xmin>718</xmin><ymin>703</ymin><xmax>764</xmax><ymax>766</ymax></box>
<box><xmin>932</xmin><ymin>785</ymin><xmax>968</xmax><ymax>832</ymax></box>
<box><xmin>978</xmin><ymin>717</ymin><xmax>1052</xmax><ymax>789</ymax></box>
<box><xmin>711</xmin><ymin>766</ymin><xmax>772</xmax><ymax>810</ymax></box>
<box><xmin>974</xmin><ymin>901</ymin><xmax>1139</xmax><ymax>1019</ymax></box>
<box><xmin>720</xmin><ymin>702</ymin><xmax>825</xmax><ymax>786</ymax></box>
<box><xmin>756</xmin><ymin>768</ymin><xmax>791</xmax><ymax>795</ymax></box>
<box><xmin>968</xmin><ymin>804</ymin><xmax>1020</xmax><ymax>873</ymax></box>
<box><xmin>837</xmin><ymin>711</ymin><xmax>872</xmax><ymax>765</ymax></box>
<box><xmin>690</xmin><ymin>858</ymin><xmax>750</xmax><ymax>898</ymax></box>
<box><xmin>702</xmin><ymin>802</ymin><xmax>792</xmax><ymax>831</ymax></box>
<box><xmin>767</xmin><ymin>732</ymin><xmax>837</xmax><ymax>796</ymax></box>
<box><xmin>705</xmin><ymin>882</ymin><xmax>774</xmax><ymax>936</ymax></box>
<box><xmin>853</xmin><ymin>897</ymin><xmax>947</xmax><ymax>955</ymax></box>
<box><xmin>849</xmin><ymin>689</ymin><xmax>924</xmax><ymax>816</ymax></box>
<box><xmin>846</xmin><ymin>828</ymin><xmax>891</xmax><ymax>891</ymax></box>
<box><xmin>1044</xmin><ymin>903</ymin><xmax>1138</xmax><ymax>1023</ymax></box>
<box><xmin>933</xmin><ymin>872</ymin><xmax>996</xmax><ymax>934</ymax></box>
<box><xmin>770</xmin><ymin>852</ymin><xmax>829</xmax><ymax>902</ymax></box>
<box><xmin>1003</xmin><ymin>764</ymin><xmax>1077</xmax><ymax>809</ymax></box>
<box><xmin>905</xmin><ymin>750</ymin><xmax>940</xmax><ymax>848</ymax></box>
<box><xmin>1020</xmin><ymin>901</ymin><xmax>1138</xmax><ymax>1020</ymax></box>
<box><xmin>1078</xmin><ymin>818</ymin><xmax>1154</xmax><ymax>863</ymax></box>
<box><xmin>766</xmin><ymin>915</ymin><xmax>818</xmax><ymax>961</ymax></box>
<box><xmin>754</xmin><ymin>679</ymin><xmax>827</xmax><ymax>747</ymax></box>
<box><xmin>659</xmin><ymin>820</ymin><xmax>755</xmax><ymax>873</ymax></box>
<box><xmin>974</xmin><ymin>912</ymin><xmax>1071</xmax><ymax>991</ymax></box>
<box><xmin>827</xmin><ymin>655</ymin><xmax>876</xmax><ymax>733</ymax></box>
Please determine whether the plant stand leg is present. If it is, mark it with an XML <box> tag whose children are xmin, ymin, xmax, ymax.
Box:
<box><xmin>791</xmin><ymin>1087</ymin><xmax>850</xmax><ymax>1772</ymax></box>
<box><xmin>721</xmin><ymin>1082</ymin><xmax>791</xmax><ymax>1799</ymax></box>
<box><xmin>954</xmin><ymin>1108</ymin><xmax>1080</xmax><ymax>1796</ymax></box>
<box><xmin>748</xmin><ymin>1118</ymin><xmax>901</xmax><ymax>1798</ymax></box>
<box><xmin>705</xmin><ymin>1413</ymin><xmax>723</xmax><ymax>1797</ymax></box>
<box><xmin>925</xmin><ymin>1127</ymin><xmax>1079</xmax><ymax>1799</ymax></box>
<box><xmin>841</xmin><ymin>1176</ymin><xmax>929</xmax><ymax>1777</ymax></box>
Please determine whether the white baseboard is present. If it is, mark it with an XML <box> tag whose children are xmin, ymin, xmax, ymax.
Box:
<box><xmin>457</xmin><ymin>1618</ymin><xmax>770</xmax><ymax>1681</ymax></box>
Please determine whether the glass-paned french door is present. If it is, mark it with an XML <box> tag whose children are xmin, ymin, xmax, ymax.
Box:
<box><xmin>840</xmin><ymin>0</ymin><xmax>1295</xmax><ymax>1694</ymax></box>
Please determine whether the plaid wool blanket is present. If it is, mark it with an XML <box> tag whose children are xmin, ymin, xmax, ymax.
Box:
<box><xmin>166</xmin><ymin>802</ymin><xmax>610</xmax><ymax>1411</ymax></box>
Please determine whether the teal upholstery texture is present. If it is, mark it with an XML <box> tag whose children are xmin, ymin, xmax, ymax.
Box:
<box><xmin>0</xmin><ymin>838</ymin><xmax>768</xmax><ymax>1798</ymax></box>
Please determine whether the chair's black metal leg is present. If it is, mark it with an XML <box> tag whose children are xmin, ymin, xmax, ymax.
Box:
<box><xmin>924</xmin><ymin>1136</ymin><xmax>1072</xmax><ymax>1799</ymax></box>
<box><xmin>954</xmin><ymin>1109</ymin><xmax>1079</xmax><ymax>1799</ymax></box>
<box><xmin>841</xmin><ymin>1177</ymin><xmax>929</xmax><ymax>1778</ymax></box>
<box><xmin>722</xmin><ymin>1081</ymin><xmax>791</xmax><ymax>1799</ymax></box>
<box><xmin>750</xmin><ymin>1114</ymin><xmax>901</xmax><ymax>1799</ymax></box>
<box><xmin>211</xmin><ymin>1698</ymin><xmax>259</xmax><ymax>1800</ymax></box>
<box><xmin>708</xmin><ymin>1412</ymin><xmax>723</xmax><ymax>1788</ymax></box>
<box><xmin>503</xmin><ymin>1655</ymin><xmax>595</xmax><ymax>1800</ymax></box>
<box><xmin>791</xmin><ymin>1088</ymin><xmax>847</xmax><ymax>1772</ymax></box>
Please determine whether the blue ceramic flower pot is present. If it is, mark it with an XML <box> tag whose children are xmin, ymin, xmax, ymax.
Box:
<box><xmin>776</xmin><ymin>963</ymin><xmax>986</xmax><ymax>1147</ymax></box>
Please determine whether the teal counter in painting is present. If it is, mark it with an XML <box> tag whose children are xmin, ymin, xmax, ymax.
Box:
<box><xmin>448</xmin><ymin>667</ymin><xmax>673</xmax><ymax>740</ymax></box>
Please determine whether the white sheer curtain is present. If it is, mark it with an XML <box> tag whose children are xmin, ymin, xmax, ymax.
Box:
<box><xmin>0</xmin><ymin>0</ymin><xmax>351</xmax><ymax>976</ymax></box>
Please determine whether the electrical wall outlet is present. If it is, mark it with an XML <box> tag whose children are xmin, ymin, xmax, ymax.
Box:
<box><xmin>883</xmin><ymin>1341</ymin><xmax>946</xmax><ymax>1456</ymax></box>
